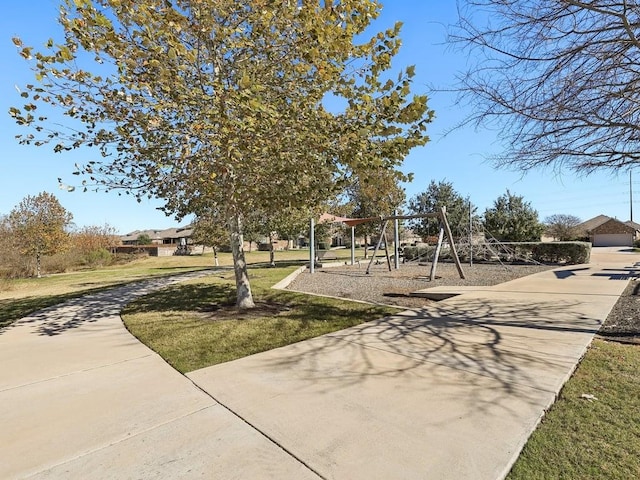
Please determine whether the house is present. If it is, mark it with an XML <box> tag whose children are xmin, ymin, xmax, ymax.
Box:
<box><xmin>575</xmin><ymin>215</ymin><xmax>639</xmax><ymax>247</ymax></box>
<box><xmin>120</xmin><ymin>226</ymin><xmax>193</xmax><ymax>246</ymax></box>
<box><xmin>118</xmin><ymin>225</ymin><xmax>194</xmax><ymax>256</ymax></box>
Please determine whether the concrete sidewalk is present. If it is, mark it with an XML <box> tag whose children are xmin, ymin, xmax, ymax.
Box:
<box><xmin>1</xmin><ymin>248</ymin><xmax>638</xmax><ymax>479</ymax></box>
<box><xmin>0</xmin><ymin>272</ymin><xmax>318</xmax><ymax>479</ymax></box>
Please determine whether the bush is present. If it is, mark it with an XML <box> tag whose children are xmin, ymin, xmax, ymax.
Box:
<box><xmin>530</xmin><ymin>242</ymin><xmax>591</xmax><ymax>264</ymax></box>
<box><xmin>403</xmin><ymin>244</ymin><xmax>435</xmax><ymax>261</ymax></box>
<box><xmin>0</xmin><ymin>251</ymin><xmax>33</xmax><ymax>279</ymax></box>
<box><xmin>497</xmin><ymin>241</ymin><xmax>590</xmax><ymax>264</ymax></box>
<box><xmin>42</xmin><ymin>249</ymin><xmax>85</xmax><ymax>273</ymax></box>
<box><xmin>83</xmin><ymin>248</ymin><xmax>113</xmax><ymax>267</ymax></box>
<box><xmin>404</xmin><ymin>241</ymin><xmax>591</xmax><ymax>265</ymax></box>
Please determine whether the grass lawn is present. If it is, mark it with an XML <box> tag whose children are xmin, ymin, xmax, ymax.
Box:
<box><xmin>507</xmin><ymin>339</ymin><xmax>640</xmax><ymax>479</ymax></box>
<box><xmin>0</xmin><ymin>248</ymin><xmax>356</xmax><ymax>329</ymax></box>
<box><xmin>121</xmin><ymin>265</ymin><xmax>399</xmax><ymax>373</ymax></box>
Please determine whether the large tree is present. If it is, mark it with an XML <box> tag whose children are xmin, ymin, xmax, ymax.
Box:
<box><xmin>452</xmin><ymin>0</ymin><xmax>640</xmax><ymax>173</ymax></box>
<box><xmin>11</xmin><ymin>0</ymin><xmax>432</xmax><ymax>308</ymax></box>
<box><xmin>407</xmin><ymin>180</ymin><xmax>476</xmax><ymax>240</ymax></box>
<box><xmin>483</xmin><ymin>190</ymin><xmax>544</xmax><ymax>242</ymax></box>
<box><xmin>8</xmin><ymin>192</ymin><xmax>73</xmax><ymax>278</ymax></box>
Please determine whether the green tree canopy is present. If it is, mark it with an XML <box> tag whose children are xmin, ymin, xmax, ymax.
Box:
<box><xmin>11</xmin><ymin>0</ymin><xmax>433</xmax><ymax>308</ymax></box>
<box><xmin>483</xmin><ymin>190</ymin><xmax>544</xmax><ymax>242</ymax></box>
<box><xmin>8</xmin><ymin>192</ymin><xmax>73</xmax><ymax>278</ymax></box>
<box><xmin>345</xmin><ymin>169</ymin><xmax>405</xmax><ymax>251</ymax></box>
<box><xmin>407</xmin><ymin>180</ymin><xmax>475</xmax><ymax>240</ymax></box>
<box><xmin>136</xmin><ymin>233</ymin><xmax>152</xmax><ymax>245</ymax></box>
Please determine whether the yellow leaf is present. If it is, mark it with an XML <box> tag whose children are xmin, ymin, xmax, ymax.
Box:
<box><xmin>239</xmin><ymin>73</ymin><xmax>251</xmax><ymax>89</ymax></box>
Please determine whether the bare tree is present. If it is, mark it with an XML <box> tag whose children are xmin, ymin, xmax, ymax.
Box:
<box><xmin>544</xmin><ymin>214</ymin><xmax>583</xmax><ymax>241</ymax></box>
<box><xmin>451</xmin><ymin>1</ymin><xmax>640</xmax><ymax>173</ymax></box>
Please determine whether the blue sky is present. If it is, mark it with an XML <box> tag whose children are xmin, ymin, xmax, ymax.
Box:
<box><xmin>1</xmin><ymin>1</ymin><xmax>636</xmax><ymax>234</ymax></box>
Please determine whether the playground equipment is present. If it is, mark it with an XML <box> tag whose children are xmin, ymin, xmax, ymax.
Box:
<box><xmin>309</xmin><ymin>206</ymin><xmax>465</xmax><ymax>281</ymax></box>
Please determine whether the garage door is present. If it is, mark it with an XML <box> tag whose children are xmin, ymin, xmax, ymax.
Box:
<box><xmin>593</xmin><ymin>233</ymin><xmax>633</xmax><ymax>246</ymax></box>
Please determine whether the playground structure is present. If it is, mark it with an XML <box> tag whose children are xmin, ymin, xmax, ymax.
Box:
<box><xmin>309</xmin><ymin>206</ymin><xmax>466</xmax><ymax>281</ymax></box>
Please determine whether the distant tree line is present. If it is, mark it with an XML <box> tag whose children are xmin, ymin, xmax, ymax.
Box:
<box><xmin>404</xmin><ymin>180</ymin><xmax>576</xmax><ymax>244</ymax></box>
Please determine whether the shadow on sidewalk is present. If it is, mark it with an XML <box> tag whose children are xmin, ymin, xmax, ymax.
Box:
<box><xmin>244</xmin><ymin>296</ymin><xmax>597</xmax><ymax>417</ymax></box>
<box><xmin>0</xmin><ymin>271</ymin><xmax>214</xmax><ymax>337</ymax></box>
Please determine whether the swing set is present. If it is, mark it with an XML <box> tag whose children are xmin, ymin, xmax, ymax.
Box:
<box><xmin>309</xmin><ymin>206</ymin><xmax>465</xmax><ymax>281</ymax></box>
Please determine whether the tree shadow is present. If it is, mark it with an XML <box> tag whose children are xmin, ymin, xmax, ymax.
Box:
<box><xmin>240</xmin><ymin>295</ymin><xmax>599</xmax><ymax>422</ymax></box>
<box><xmin>0</xmin><ymin>286</ymin><xmax>122</xmax><ymax>333</ymax></box>
<box><xmin>1</xmin><ymin>271</ymin><xmax>213</xmax><ymax>337</ymax></box>
<box><xmin>122</xmin><ymin>283</ymin><xmax>236</xmax><ymax>314</ymax></box>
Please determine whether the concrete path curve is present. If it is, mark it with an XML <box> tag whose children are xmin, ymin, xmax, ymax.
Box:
<box><xmin>1</xmin><ymin>248</ymin><xmax>639</xmax><ymax>479</ymax></box>
<box><xmin>1</xmin><ymin>271</ymin><xmax>320</xmax><ymax>479</ymax></box>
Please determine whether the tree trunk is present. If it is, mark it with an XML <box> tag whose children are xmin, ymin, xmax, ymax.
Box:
<box><xmin>213</xmin><ymin>247</ymin><xmax>219</xmax><ymax>267</ymax></box>
<box><xmin>269</xmin><ymin>232</ymin><xmax>275</xmax><ymax>267</ymax></box>
<box><xmin>35</xmin><ymin>252</ymin><xmax>42</xmax><ymax>278</ymax></box>
<box><xmin>228</xmin><ymin>214</ymin><xmax>255</xmax><ymax>309</ymax></box>
<box><xmin>364</xmin><ymin>235</ymin><xmax>369</xmax><ymax>259</ymax></box>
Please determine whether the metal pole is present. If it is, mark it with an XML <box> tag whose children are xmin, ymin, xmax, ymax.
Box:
<box><xmin>309</xmin><ymin>218</ymin><xmax>315</xmax><ymax>274</ymax></box>
<box><xmin>350</xmin><ymin>226</ymin><xmax>355</xmax><ymax>265</ymax></box>
<box><xmin>630</xmin><ymin>170</ymin><xmax>633</xmax><ymax>222</ymax></box>
<box><xmin>393</xmin><ymin>209</ymin><xmax>400</xmax><ymax>269</ymax></box>
<box><xmin>469</xmin><ymin>199</ymin><xmax>473</xmax><ymax>266</ymax></box>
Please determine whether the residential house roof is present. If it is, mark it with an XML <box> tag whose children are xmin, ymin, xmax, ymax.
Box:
<box><xmin>625</xmin><ymin>220</ymin><xmax>640</xmax><ymax>231</ymax></box>
<box><xmin>575</xmin><ymin>215</ymin><xmax>640</xmax><ymax>235</ymax></box>
<box><xmin>120</xmin><ymin>225</ymin><xmax>193</xmax><ymax>244</ymax></box>
<box><xmin>575</xmin><ymin>214</ymin><xmax>612</xmax><ymax>233</ymax></box>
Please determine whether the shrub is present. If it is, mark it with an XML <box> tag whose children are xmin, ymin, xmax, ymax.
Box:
<box><xmin>403</xmin><ymin>244</ymin><xmax>435</xmax><ymax>261</ymax></box>
<box><xmin>0</xmin><ymin>251</ymin><xmax>33</xmax><ymax>279</ymax></box>
<box><xmin>405</xmin><ymin>241</ymin><xmax>591</xmax><ymax>265</ymax></box>
<box><xmin>530</xmin><ymin>242</ymin><xmax>591</xmax><ymax>264</ymax></box>
<box><xmin>497</xmin><ymin>241</ymin><xmax>590</xmax><ymax>264</ymax></box>
<box><xmin>42</xmin><ymin>250</ymin><xmax>79</xmax><ymax>273</ymax></box>
<box><xmin>83</xmin><ymin>248</ymin><xmax>113</xmax><ymax>267</ymax></box>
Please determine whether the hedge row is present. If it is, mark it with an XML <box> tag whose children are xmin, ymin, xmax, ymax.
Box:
<box><xmin>403</xmin><ymin>241</ymin><xmax>591</xmax><ymax>265</ymax></box>
<box><xmin>527</xmin><ymin>242</ymin><xmax>591</xmax><ymax>264</ymax></box>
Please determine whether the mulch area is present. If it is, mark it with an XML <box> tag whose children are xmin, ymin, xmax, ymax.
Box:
<box><xmin>287</xmin><ymin>260</ymin><xmax>640</xmax><ymax>344</ymax></box>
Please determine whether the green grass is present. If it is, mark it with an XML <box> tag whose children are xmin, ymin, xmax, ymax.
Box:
<box><xmin>0</xmin><ymin>248</ymin><xmax>355</xmax><ymax>329</ymax></box>
<box><xmin>122</xmin><ymin>265</ymin><xmax>399</xmax><ymax>372</ymax></box>
<box><xmin>507</xmin><ymin>339</ymin><xmax>640</xmax><ymax>479</ymax></box>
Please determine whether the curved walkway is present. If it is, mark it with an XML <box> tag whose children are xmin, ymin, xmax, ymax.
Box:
<box><xmin>1</xmin><ymin>248</ymin><xmax>639</xmax><ymax>479</ymax></box>
<box><xmin>0</xmin><ymin>271</ymin><xmax>318</xmax><ymax>479</ymax></box>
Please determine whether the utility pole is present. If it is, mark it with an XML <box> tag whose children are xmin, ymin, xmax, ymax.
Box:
<box><xmin>630</xmin><ymin>170</ymin><xmax>634</xmax><ymax>222</ymax></box>
<box><xmin>469</xmin><ymin>198</ymin><xmax>473</xmax><ymax>266</ymax></box>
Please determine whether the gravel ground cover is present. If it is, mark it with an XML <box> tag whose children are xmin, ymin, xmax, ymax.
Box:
<box><xmin>287</xmin><ymin>261</ymin><xmax>554</xmax><ymax>309</ymax></box>
<box><xmin>599</xmin><ymin>279</ymin><xmax>640</xmax><ymax>344</ymax></box>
